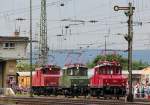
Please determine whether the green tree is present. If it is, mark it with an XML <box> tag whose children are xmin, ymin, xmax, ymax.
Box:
<box><xmin>86</xmin><ymin>54</ymin><xmax>148</xmax><ymax>70</ymax></box>
<box><xmin>16</xmin><ymin>60</ymin><xmax>37</xmax><ymax>71</ymax></box>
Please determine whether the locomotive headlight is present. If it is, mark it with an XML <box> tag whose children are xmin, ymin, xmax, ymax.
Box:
<box><xmin>106</xmin><ymin>83</ymin><xmax>109</xmax><ymax>86</ymax></box>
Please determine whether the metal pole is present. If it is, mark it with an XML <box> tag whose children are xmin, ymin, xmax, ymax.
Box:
<box><xmin>127</xmin><ymin>2</ymin><xmax>134</xmax><ymax>102</ymax></box>
<box><xmin>114</xmin><ymin>2</ymin><xmax>135</xmax><ymax>102</ymax></box>
<box><xmin>30</xmin><ymin>0</ymin><xmax>33</xmax><ymax>97</ymax></box>
<box><xmin>104</xmin><ymin>36</ymin><xmax>107</xmax><ymax>55</ymax></box>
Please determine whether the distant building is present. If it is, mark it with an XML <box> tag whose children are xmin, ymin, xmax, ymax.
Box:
<box><xmin>0</xmin><ymin>34</ymin><xmax>29</xmax><ymax>88</ymax></box>
<box><xmin>122</xmin><ymin>70</ymin><xmax>142</xmax><ymax>85</ymax></box>
<box><xmin>16</xmin><ymin>71</ymin><xmax>35</xmax><ymax>88</ymax></box>
<box><xmin>140</xmin><ymin>67</ymin><xmax>150</xmax><ymax>85</ymax></box>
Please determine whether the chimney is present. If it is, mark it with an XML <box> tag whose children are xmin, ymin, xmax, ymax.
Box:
<box><xmin>14</xmin><ymin>29</ymin><xmax>20</xmax><ymax>37</ymax></box>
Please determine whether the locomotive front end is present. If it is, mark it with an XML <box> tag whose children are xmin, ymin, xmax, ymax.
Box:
<box><xmin>90</xmin><ymin>61</ymin><xmax>127</xmax><ymax>99</ymax></box>
<box><xmin>103</xmin><ymin>76</ymin><xmax>127</xmax><ymax>97</ymax></box>
<box><xmin>32</xmin><ymin>65</ymin><xmax>61</xmax><ymax>96</ymax></box>
<box><xmin>60</xmin><ymin>64</ymin><xmax>89</xmax><ymax>97</ymax></box>
<box><xmin>71</xmin><ymin>78</ymin><xmax>89</xmax><ymax>87</ymax></box>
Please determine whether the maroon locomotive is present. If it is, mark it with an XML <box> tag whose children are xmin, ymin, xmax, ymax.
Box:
<box><xmin>32</xmin><ymin>65</ymin><xmax>61</xmax><ymax>96</ymax></box>
<box><xmin>90</xmin><ymin>61</ymin><xmax>127</xmax><ymax>99</ymax></box>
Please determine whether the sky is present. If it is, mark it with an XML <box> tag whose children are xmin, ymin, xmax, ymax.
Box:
<box><xmin>0</xmin><ymin>0</ymin><xmax>150</xmax><ymax>50</ymax></box>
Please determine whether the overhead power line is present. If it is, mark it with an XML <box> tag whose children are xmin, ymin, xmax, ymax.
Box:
<box><xmin>0</xmin><ymin>0</ymin><xmax>72</xmax><ymax>16</ymax></box>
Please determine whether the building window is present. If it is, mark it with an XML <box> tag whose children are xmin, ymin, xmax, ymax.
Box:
<box><xmin>10</xmin><ymin>43</ymin><xmax>15</xmax><ymax>48</ymax></box>
<box><xmin>3</xmin><ymin>43</ymin><xmax>15</xmax><ymax>49</ymax></box>
<box><xmin>4</xmin><ymin>43</ymin><xmax>9</xmax><ymax>48</ymax></box>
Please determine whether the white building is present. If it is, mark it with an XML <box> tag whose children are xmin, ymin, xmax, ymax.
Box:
<box><xmin>0</xmin><ymin>34</ymin><xmax>29</xmax><ymax>88</ymax></box>
<box><xmin>0</xmin><ymin>36</ymin><xmax>28</xmax><ymax>59</ymax></box>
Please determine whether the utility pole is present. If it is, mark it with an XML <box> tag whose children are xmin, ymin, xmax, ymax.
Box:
<box><xmin>104</xmin><ymin>29</ymin><xmax>110</xmax><ymax>56</ymax></box>
<box><xmin>39</xmin><ymin>0</ymin><xmax>48</xmax><ymax>65</ymax></box>
<box><xmin>29</xmin><ymin>0</ymin><xmax>33</xmax><ymax>97</ymax></box>
<box><xmin>104</xmin><ymin>35</ymin><xmax>108</xmax><ymax>55</ymax></box>
<box><xmin>114</xmin><ymin>2</ymin><xmax>135</xmax><ymax>102</ymax></box>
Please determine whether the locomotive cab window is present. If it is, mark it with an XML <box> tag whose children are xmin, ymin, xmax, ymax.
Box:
<box><xmin>67</xmin><ymin>67</ymin><xmax>87</xmax><ymax>76</ymax></box>
<box><xmin>108</xmin><ymin>66</ymin><xmax>113</xmax><ymax>74</ymax></box>
<box><xmin>98</xmin><ymin>67</ymin><xmax>107</xmax><ymax>74</ymax></box>
<box><xmin>74</xmin><ymin>67</ymin><xmax>80</xmax><ymax>75</ymax></box>
<box><xmin>113</xmin><ymin>67</ymin><xmax>121</xmax><ymax>75</ymax></box>
<box><xmin>42</xmin><ymin>67</ymin><xmax>60</xmax><ymax>74</ymax></box>
<box><xmin>49</xmin><ymin>68</ymin><xmax>60</xmax><ymax>74</ymax></box>
<box><xmin>67</xmin><ymin>68</ymin><xmax>74</xmax><ymax>76</ymax></box>
<box><xmin>78</xmin><ymin>67</ymin><xmax>88</xmax><ymax>76</ymax></box>
<box><xmin>107</xmin><ymin>66</ymin><xmax>114</xmax><ymax>75</ymax></box>
<box><xmin>42</xmin><ymin>68</ymin><xmax>47</xmax><ymax>74</ymax></box>
<box><xmin>97</xmin><ymin>67</ymin><xmax>102</xmax><ymax>74</ymax></box>
<box><xmin>98</xmin><ymin>66</ymin><xmax>113</xmax><ymax>75</ymax></box>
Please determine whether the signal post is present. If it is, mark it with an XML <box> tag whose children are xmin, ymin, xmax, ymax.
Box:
<box><xmin>114</xmin><ymin>2</ymin><xmax>135</xmax><ymax>102</ymax></box>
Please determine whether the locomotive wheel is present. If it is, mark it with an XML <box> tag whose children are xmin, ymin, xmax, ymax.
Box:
<box><xmin>116</xmin><ymin>96</ymin><xmax>120</xmax><ymax>100</ymax></box>
<box><xmin>104</xmin><ymin>95</ymin><xmax>107</xmax><ymax>100</ymax></box>
<box><xmin>109</xmin><ymin>96</ymin><xmax>112</xmax><ymax>99</ymax></box>
<box><xmin>64</xmin><ymin>89</ymin><xmax>69</xmax><ymax>97</ymax></box>
<box><xmin>96</xmin><ymin>89</ymin><xmax>101</xmax><ymax>99</ymax></box>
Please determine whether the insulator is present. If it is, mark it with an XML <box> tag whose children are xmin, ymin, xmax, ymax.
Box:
<box><xmin>60</xmin><ymin>3</ymin><xmax>64</xmax><ymax>6</ymax></box>
<box><xmin>65</xmin><ymin>26</ymin><xmax>69</xmax><ymax>28</ymax></box>
<box><xmin>69</xmin><ymin>29</ymin><xmax>71</xmax><ymax>35</ymax></box>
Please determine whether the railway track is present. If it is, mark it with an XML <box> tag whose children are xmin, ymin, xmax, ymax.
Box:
<box><xmin>0</xmin><ymin>96</ymin><xmax>150</xmax><ymax>105</ymax></box>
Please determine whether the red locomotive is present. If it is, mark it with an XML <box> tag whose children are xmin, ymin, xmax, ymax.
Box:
<box><xmin>32</xmin><ymin>65</ymin><xmax>61</xmax><ymax>96</ymax></box>
<box><xmin>90</xmin><ymin>61</ymin><xmax>127</xmax><ymax>99</ymax></box>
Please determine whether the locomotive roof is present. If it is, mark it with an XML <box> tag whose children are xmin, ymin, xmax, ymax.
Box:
<box><xmin>44</xmin><ymin>65</ymin><xmax>61</xmax><ymax>69</ymax></box>
<box><xmin>35</xmin><ymin>65</ymin><xmax>61</xmax><ymax>70</ymax></box>
<box><xmin>95</xmin><ymin>61</ymin><xmax>121</xmax><ymax>68</ymax></box>
<box><xmin>63</xmin><ymin>63</ymin><xmax>87</xmax><ymax>69</ymax></box>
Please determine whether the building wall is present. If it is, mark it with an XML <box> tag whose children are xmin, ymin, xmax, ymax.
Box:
<box><xmin>0</xmin><ymin>42</ymin><xmax>27</xmax><ymax>59</ymax></box>
<box><xmin>3</xmin><ymin>60</ymin><xmax>17</xmax><ymax>88</ymax></box>
<box><xmin>5</xmin><ymin>60</ymin><xmax>17</xmax><ymax>75</ymax></box>
<box><xmin>141</xmin><ymin>74</ymin><xmax>150</xmax><ymax>84</ymax></box>
<box><xmin>123</xmin><ymin>74</ymin><xmax>141</xmax><ymax>85</ymax></box>
<box><xmin>0</xmin><ymin>61</ymin><xmax>6</xmax><ymax>88</ymax></box>
<box><xmin>0</xmin><ymin>63</ymin><xmax>3</xmax><ymax>88</ymax></box>
<box><xmin>0</xmin><ymin>36</ymin><xmax>29</xmax><ymax>88</ymax></box>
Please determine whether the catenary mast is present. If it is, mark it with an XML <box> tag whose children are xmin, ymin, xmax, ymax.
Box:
<box><xmin>39</xmin><ymin>0</ymin><xmax>48</xmax><ymax>65</ymax></box>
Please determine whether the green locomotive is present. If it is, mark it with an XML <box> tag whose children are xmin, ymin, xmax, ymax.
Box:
<box><xmin>59</xmin><ymin>63</ymin><xmax>89</xmax><ymax>97</ymax></box>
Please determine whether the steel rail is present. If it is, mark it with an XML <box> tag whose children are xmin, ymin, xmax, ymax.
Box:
<box><xmin>0</xmin><ymin>96</ymin><xmax>150</xmax><ymax>105</ymax></box>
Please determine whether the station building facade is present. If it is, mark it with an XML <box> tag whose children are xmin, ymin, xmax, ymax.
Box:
<box><xmin>0</xmin><ymin>34</ymin><xmax>29</xmax><ymax>88</ymax></box>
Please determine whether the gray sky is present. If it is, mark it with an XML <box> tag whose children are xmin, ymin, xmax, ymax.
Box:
<box><xmin>0</xmin><ymin>0</ymin><xmax>150</xmax><ymax>50</ymax></box>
